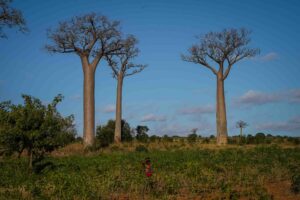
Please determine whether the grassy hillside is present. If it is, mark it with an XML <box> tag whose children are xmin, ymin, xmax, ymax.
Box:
<box><xmin>1</xmin><ymin>145</ymin><xmax>300</xmax><ymax>199</ymax></box>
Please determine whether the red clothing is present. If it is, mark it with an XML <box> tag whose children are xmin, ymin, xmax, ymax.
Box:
<box><xmin>145</xmin><ymin>164</ymin><xmax>152</xmax><ymax>177</ymax></box>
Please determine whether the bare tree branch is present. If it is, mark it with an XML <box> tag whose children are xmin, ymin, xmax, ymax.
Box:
<box><xmin>0</xmin><ymin>0</ymin><xmax>27</xmax><ymax>38</ymax></box>
<box><xmin>45</xmin><ymin>13</ymin><xmax>122</xmax><ymax>68</ymax></box>
<box><xmin>105</xmin><ymin>35</ymin><xmax>146</xmax><ymax>79</ymax></box>
<box><xmin>182</xmin><ymin>28</ymin><xmax>260</xmax><ymax>79</ymax></box>
<box><xmin>124</xmin><ymin>63</ymin><xmax>147</xmax><ymax>77</ymax></box>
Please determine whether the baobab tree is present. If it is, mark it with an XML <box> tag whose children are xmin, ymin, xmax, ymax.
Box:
<box><xmin>105</xmin><ymin>35</ymin><xmax>146</xmax><ymax>143</ymax></box>
<box><xmin>182</xmin><ymin>28</ymin><xmax>259</xmax><ymax>145</ymax></box>
<box><xmin>0</xmin><ymin>0</ymin><xmax>27</xmax><ymax>38</ymax></box>
<box><xmin>45</xmin><ymin>13</ymin><xmax>122</xmax><ymax>146</ymax></box>
<box><xmin>236</xmin><ymin>120</ymin><xmax>248</xmax><ymax>137</ymax></box>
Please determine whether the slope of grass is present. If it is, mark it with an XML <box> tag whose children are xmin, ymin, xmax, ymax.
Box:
<box><xmin>1</xmin><ymin>145</ymin><xmax>300</xmax><ymax>199</ymax></box>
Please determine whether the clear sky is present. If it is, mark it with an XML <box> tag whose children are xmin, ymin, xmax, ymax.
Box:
<box><xmin>1</xmin><ymin>0</ymin><xmax>300</xmax><ymax>137</ymax></box>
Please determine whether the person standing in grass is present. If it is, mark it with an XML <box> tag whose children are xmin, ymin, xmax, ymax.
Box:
<box><xmin>142</xmin><ymin>157</ymin><xmax>154</xmax><ymax>194</ymax></box>
<box><xmin>143</xmin><ymin>157</ymin><xmax>153</xmax><ymax>177</ymax></box>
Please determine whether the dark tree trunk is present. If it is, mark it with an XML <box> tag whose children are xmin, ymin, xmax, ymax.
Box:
<box><xmin>114</xmin><ymin>75</ymin><xmax>123</xmax><ymax>143</ymax></box>
<box><xmin>83</xmin><ymin>63</ymin><xmax>96</xmax><ymax>147</ymax></box>
<box><xmin>216</xmin><ymin>73</ymin><xmax>228</xmax><ymax>145</ymax></box>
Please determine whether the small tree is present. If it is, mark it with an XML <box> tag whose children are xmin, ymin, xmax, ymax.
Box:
<box><xmin>187</xmin><ymin>133</ymin><xmax>198</xmax><ymax>144</ymax></box>
<box><xmin>136</xmin><ymin>125</ymin><xmax>149</xmax><ymax>143</ymax></box>
<box><xmin>0</xmin><ymin>0</ymin><xmax>27</xmax><ymax>38</ymax></box>
<box><xmin>182</xmin><ymin>28</ymin><xmax>259</xmax><ymax>145</ymax></box>
<box><xmin>255</xmin><ymin>132</ymin><xmax>266</xmax><ymax>144</ymax></box>
<box><xmin>149</xmin><ymin>135</ymin><xmax>159</xmax><ymax>142</ymax></box>
<box><xmin>0</xmin><ymin>94</ymin><xmax>76</xmax><ymax>169</ymax></box>
<box><xmin>105</xmin><ymin>35</ymin><xmax>146</xmax><ymax>143</ymax></box>
<box><xmin>96</xmin><ymin>119</ymin><xmax>132</xmax><ymax>147</ymax></box>
<box><xmin>46</xmin><ymin>13</ymin><xmax>122</xmax><ymax>147</ymax></box>
<box><xmin>236</xmin><ymin>120</ymin><xmax>248</xmax><ymax>137</ymax></box>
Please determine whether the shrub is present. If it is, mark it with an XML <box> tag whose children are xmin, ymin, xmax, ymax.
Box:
<box><xmin>202</xmin><ymin>138</ymin><xmax>210</xmax><ymax>144</ymax></box>
<box><xmin>135</xmin><ymin>145</ymin><xmax>148</xmax><ymax>152</ymax></box>
<box><xmin>150</xmin><ymin>135</ymin><xmax>159</xmax><ymax>142</ymax></box>
<box><xmin>0</xmin><ymin>94</ymin><xmax>76</xmax><ymax>169</ymax></box>
<box><xmin>162</xmin><ymin>135</ymin><xmax>173</xmax><ymax>142</ymax></box>
<box><xmin>291</xmin><ymin>174</ymin><xmax>300</xmax><ymax>194</ymax></box>
<box><xmin>187</xmin><ymin>133</ymin><xmax>197</xmax><ymax>144</ymax></box>
<box><xmin>96</xmin><ymin>119</ymin><xmax>133</xmax><ymax>147</ymax></box>
<box><xmin>136</xmin><ymin>125</ymin><xmax>149</xmax><ymax>143</ymax></box>
<box><xmin>255</xmin><ymin>132</ymin><xmax>266</xmax><ymax>144</ymax></box>
<box><xmin>246</xmin><ymin>134</ymin><xmax>255</xmax><ymax>144</ymax></box>
<box><xmin>96</xmin><ymin>123</ymin><xmax>114</xmax><ymax>148</ymax></box>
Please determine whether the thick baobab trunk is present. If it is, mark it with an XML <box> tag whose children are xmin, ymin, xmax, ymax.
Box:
<box><xmin>114</xmin><ymin>75</ymin><xmax>123</xmax><ymax>143</ymax></box>
<box><xmin>216</xmin><ymin>73</ymin><xmax>228</xmax><ymax>145</ymax></box>
<box><xmin>83</xmin><ymin>64</ymin><xmax>96</xmax><ymax>147</ymax></box>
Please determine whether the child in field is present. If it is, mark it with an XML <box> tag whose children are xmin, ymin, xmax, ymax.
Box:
<box><xmin>143</xmin><ymin>157</ymin><xmax>153</xmax><ymax>177</ymax></box>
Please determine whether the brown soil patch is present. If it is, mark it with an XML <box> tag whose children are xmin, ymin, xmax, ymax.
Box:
<box><xmin>265</xmin><ymin>180</ymin><xmax>300</xmax><ymax>200</ymax></box>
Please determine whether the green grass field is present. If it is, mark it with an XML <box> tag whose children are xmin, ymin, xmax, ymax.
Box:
<box><xmin>1</xmin><ymin>145</ymin><xmax>300</xmax><ymax>200</ymax></box>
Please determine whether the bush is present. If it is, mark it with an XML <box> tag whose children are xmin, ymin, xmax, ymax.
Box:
<box><xmin>0</xmin><ymin>94</ymin><xmax>76</xmax><ymax>169</ymax></box>
<box><xmin>202</xmin><ymin>138</ymin><xmax>210</xmax><ymax>144</ymax></box>
<box><xmin>255</xmin><ymin>132</ymin><xmax>266</xmax><ymax>144</ymax></box>
<box><xmin>187</xmin><ymin>133</ymin><xmax>197</xmax><ymax>144</ymax></box>
<box><xmin>149</xmin><ymin>135</ymin><xmax>159</xmax><ymax>142</ymax></box>
<box><xmin>135</xmin><ymin>145</ymin><xmax>148</xmax><ymax>152</ymax></box>
<box><xmin>136</xmin><ymin>125</ymin><xmax>149</xmax><ymax>143</ymax></box>
<box><xmin>96</xmin><ymin>119</ymin><xmax>133</xmax><ymax>147</ymax></box>
<box><xmin>291</xmin><ymin>174</ymin><xmax>300</xmax><ymax>194</ymax></box>
<box><xmin>96</xmin><ymin>122</ymin><xmax>114</xmax><ymax>148</ymax></box>
<box><xmin>246</xmin><ymin>134</ymin><xmax>255</xmax><ymax>144</ymax></box>
<box><xmin>162</xmin><ymin>135</ymin><xmax>173</xmax><ymax>142</ymax></box>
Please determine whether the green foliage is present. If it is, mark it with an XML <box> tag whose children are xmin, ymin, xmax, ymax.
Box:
<box><xmin>187</xmin><ymin>133</ymin><xmax>197</xmax><ymax>144</ymax></box>
<box><xmin>96</xmin><ymin>119</ymin><xmax>133</xmax><ymax>147</ymax></box>
<box><xmin>162</xmin><ymin>134</ymin><xmax>173</xmax><ymax>142</ymax></box>
<box><xmin>136</xmin><ymin>125</ymin><xmax>149</xmax><ymax>143</ymax></box>
<box><xmin>135</xmin><ymin>145</ymin><xmax>148</xmax><ymax>152</ymax></box>
<box><xmin>96</xmin><ymin>121</ymin><xmax>114</xmax><ymax>148</ymax></box>
<box><xmin>202</xmin><ymin>137</ymin><xmax>210</xmax><ymax>144</ymax></box>
<box><xmin>291</xmin><ymin>174</ymin><xmax>300</xmax><ymax>194</ymax></box>
<box><xmin>149</xmin><ymin>135</ymin><xmax>160</xmax><ymax>142</ymax></box>
<box><xmin>255</xmin><ymin>132</ymin><xmax>266</xmax><ymax>144</ymax></box>
<box><xmin>0</xmin><ymin>94</ymin><xmax>76</xmax><ymax>168</ymax></box>
<box><xmin>1</xmin><ymin>147</ymin><xmax>299</xmax><ymax>199</ymax></box>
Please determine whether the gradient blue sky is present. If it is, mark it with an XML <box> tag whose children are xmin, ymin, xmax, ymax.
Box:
<box><xmin>1</xmin><ymin>0</ymin><xmax>300</xmax><ymax>136</ymax></box>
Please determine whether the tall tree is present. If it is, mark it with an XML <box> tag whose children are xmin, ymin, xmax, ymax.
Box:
<box><xmin>236</xmin><ymin>120</ymin><xmax>248</xmax><ymax>137</ymax></box>
<box><xmin>182</xmin><ymin>28</ymin><xmax>259</xmax><ymax>145</ymax></box>
<box><xmin>105</xmin><ymin>35</ymin><xmax>146</xmax><ymax>143</ymax></box>
<box><xmin>45</xmin><ymin>13</ymin><xmax>122</xmax><ymax>146</ymax></box>
<box><xmin>0</xmin><ymin>0</ymin><xmax>27</xmax><ymax>38</ymax></box>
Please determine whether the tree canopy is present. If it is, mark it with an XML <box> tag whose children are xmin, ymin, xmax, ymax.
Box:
<box><xmin>0</xmin><ymin>94</ymin><xmax>76</xmax><ymax>169</ymax></box>
<box><xmin>182</xmin><ymin>28</ymin><xmax>260</xmax><ymax>79</ymax></box>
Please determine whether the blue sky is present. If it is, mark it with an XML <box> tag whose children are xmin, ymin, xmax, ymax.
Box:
<box><xmin>1</xmin><ymin>0</ymin><xmax>300</xmax><ymax>136</ymax></box>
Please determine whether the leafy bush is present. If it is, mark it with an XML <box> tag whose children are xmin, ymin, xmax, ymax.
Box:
<box><xmin>291</xmin><ymin>174</ymin><xmax>300</xmax><ymax>194</ymax></box>
<box><xmin>96</xmin><ymin>122</ymin><xmax>114</xmax><ymax>148</ymax></box>
<box><xmin>187</xmin><ymin>133</ymin><xmax>197</xmax><ymax>144</ymax></box>
<box><xmin>136</xmin><ymin>125</ymin><xmax>149</xmax><ymax>143</ymax></box>
<box><xmin>135</xmin><ymin>145</ymin><xmax>148</xmax><ymax>152</ymax></box>
<box><xmin>202</xmin><ymin>138</ymin><xmax>210</xmax><ymax>144</ymax></box>
<box><xmin>255</xmin><ymin>132</ymin><xmax>266</xmax><ymax>144</ymax></box>
<box><xmin>96</xmin><ymin>119</ymin><xmax>133</xmax><ymax>147</ymax></box>
<box><xmin>150</xmin><ymin>135</ymin><xmax>160</xmax><ymax>142</ymax></box>
<box><xmin>162</xmin><ymin>135</ymin><xmax>173</xmax><ymax>142</ymax></box>
<box><xmin>0</xmin><ymin>94</ymin><xmax>76</xmax><ymax>169</ymax></box>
